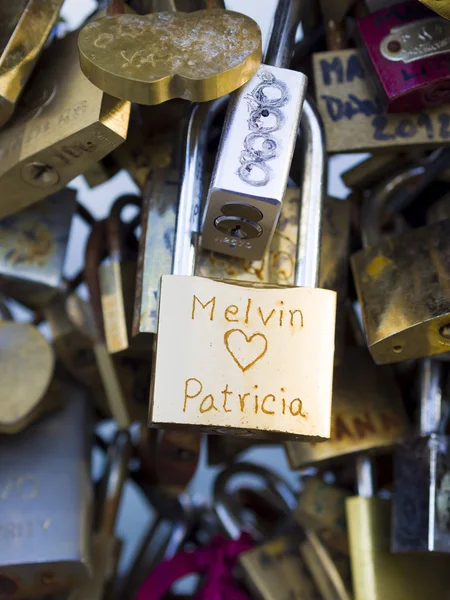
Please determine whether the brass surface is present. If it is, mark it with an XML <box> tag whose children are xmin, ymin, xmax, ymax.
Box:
<box><xmin>351</xmin><ymin>219</ymin><xmax>450</xmax><ymax>364</ymax></box>
<box><xmin>78</xmin><ymin>11</ymin><xmax>262</xmax><ymax>104</ymax></box>
<box><xmin>285</xmin><ymin>349</ymin><xmax>410</xmax><ymax>468</ymax></box>
<box><xmin>347</xmin><ymin>497</ymin><xmax>450</xmax><ymax>600</ymax></box>
<box><xmin>0</xmin><ymin>0</ymin><xmax>64</xmax><ymax>129</ymax></box>
<box><xmin>0</xmin><ymin>31</ymin><xmax>130</xmax><ymax>219</ymax></box>
<box><xmin>0</xmin><ymin>322</ymin><xmax>54</xmax><ymax>433</ymax></box>
<box><xmin>418</xmin><ymin>0</ymin><xmax>450</xmax><ymax>20</ymax></box>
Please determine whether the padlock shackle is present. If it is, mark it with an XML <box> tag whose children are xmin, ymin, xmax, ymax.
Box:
<box><xmin>106</xmin><ymin>194</ymin><xmax>141</xmax><ymax>261</ymax></box>
<box><xmin>266</xmin><ymin>0</ymin><xmax>302</xmax><ymax>68</ymax></box>
<box><xmin>213</xmin><ymin>462</ymin><xmax>296</xmax><ymax>542</ymax></box>
<box><xmin>98</xmin><ymin>429</ymin><xmax>132</xmax><ymax>536</ymax></box>
<box><xmin>355</xmin><ymin>455</ymin><xmax>375</xmax><ymax>498</ymax></box>
<box><xmin>419</xmin><ymin>359</ymin><xmax>444</xmax><ymax>437</ymax></box>
<box><xmin>84</xmin><ymin>220</ymin><xmax>107</xmax><ymax>341</ymax></box>
<box><xmin>173</xmin><ymin>97</ymin><xmax>228</xmax><ymax>276</ymax></box>
<box><xmin>295</xmin><ymin>97</ymin><xmax>326</xmax><ymax>289</ymax></box>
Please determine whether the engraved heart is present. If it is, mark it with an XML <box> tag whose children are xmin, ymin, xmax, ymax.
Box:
<box><xmin>224</xmin><ymin>329</ymin><xmax>268</xmax><ymax>372</ymax></box>
<box><xmin>78</xmin><ymin>10</ymin><xmax>262</xmax><ymax>104</ymax></box>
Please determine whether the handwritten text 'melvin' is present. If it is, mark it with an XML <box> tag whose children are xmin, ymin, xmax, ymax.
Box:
<box><xmin>191</xmin><ymin>295</ymin><xmax>304</xmax><ymax>329</ymax></box>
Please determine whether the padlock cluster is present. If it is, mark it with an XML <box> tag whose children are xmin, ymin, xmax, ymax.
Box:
<box><xmin>0</xmin><ymin>0</ymin><xmax>450</xmax><ymax>598</ymax></box>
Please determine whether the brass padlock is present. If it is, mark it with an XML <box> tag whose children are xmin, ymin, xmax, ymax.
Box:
<box><xmin>392</xmin><ymin>359</ymin><xmax>450</xmax><ymax>553</ymax></box>
<box><xmin>0</xmin><ymin>0</ymin><xmax>64</xmax><ymax>129</ymax></box>
<box><xmin>347</xmin><ymin>456</ymin><xmax>450</xmax><ymax>600</ymax></box>
<box><xmin>418</xmin><ymin>0</ymin><xmax>450</xmax><ymax>20</ymax></box>
<box><xmin>69</xmin><ymin>430</ymin><xmax>131</xmax><ymax>600</ymax></box>
<box><xmin>285</xmin><ymin>348</ymin><xmax>411</xmax><ymax>468</ymax></box>
<box><xmin>100</xmin><ymin>194</ymin><xmax>141</xmax><ymax>355</ymax></box>
<box><xmin>351</xmin><ymin>154</ymin><xmax>450</xmax><ymax>364</ymax></box>
<box><xmin>78</xmin><ymin>9</ymin><xmax>262</xmax><ymax>105</ymax></box>
<box><xmin>201</xmin><ymin>0</ymin><xmax>308</xmax><ymax>261</ymax></box>
<box><xmin>0</xmin><ymin>385</ymin><xmax>92</xmax><ymax>597</ymax></box>
<box><xmin>0</xmin><ymin>188</ymin><xmax>76</xmax><ymax>309</ymax></box>
<box><xmin>0</xmin><ymin>30</ymin><xmax>130</xmax><ymax>219</ymax></box>
<box><xmin>150</xmin><ymin>97</ymin><xmax>336</xmax><ymax>440</ymax></box>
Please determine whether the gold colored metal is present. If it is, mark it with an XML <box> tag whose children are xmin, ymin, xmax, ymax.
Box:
<box><xmin>347</xmin><ymin>496</ymin><xmax>450</xmax><ymax>600</ymax></box>
<box><xmin>351</xmin><ymin>219</ymin><xmax>450</xmax><ymax>364</ymax></box>
<box><xmin>319</xmin><ymin>0</ymin><xmax>358</xmax><ymax>23</ymax></box>
<box><xmin>0</xmin><ymin>30</ymin><xmax>130</xmax><ymax>219</ymax></box>
<box><xmin>285</xmin><ymin>349</ymin><xmax>411</xmax><ymax>468</ymax></box>
<box><xmin>0</xmin><ymin>189</ymin><xmax>76</xmax><ymax>310</ymax></box>
<box><xmin>240</xmin><ymin>535</ymin><xmax>321</xmax><ymax>600</ymax></box>
<box><xmin>78</xmin><ymin>10</ymin><xmax>262</xmax><ymax>105</ymax></box>
<box><xmin>0</xmin><ymin>0</ymin><xmax>65</xmax><ymax>129</ymax></box>
<box><xmin>83</xmin><ymin>156</ymin><xmax>120</xmax><ymax>188</ymax></box>
<box><xmin>341</xmin><ymin>154</ymin><xmax>409</xmax><ymax>192</ymax></box>
<box><xmin>0</xmin><ymin>321</ymin><xmax>54</xmax><ymax>433</ymax></box>
<box><xmin>295</xmin><ymin>478</ymin><xmax>350</xmax><ymax>554</ymax></box>
<box><xmin>418</xmin><ymin>0</ymin><xmax>450</xmax><ymax>20</ymax></box>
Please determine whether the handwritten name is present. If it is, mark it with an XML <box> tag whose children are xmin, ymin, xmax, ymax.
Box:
<box><xmin>191</xmin><ymin>295</ymin><xmax>304</xmax><ymax>329</ymax></box>
<box><xmin>183</xmin><ymin>378</ymin><xmax>307</xmax><ymax>419</ymax></box>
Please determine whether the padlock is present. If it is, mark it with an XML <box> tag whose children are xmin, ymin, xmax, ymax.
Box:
<box><xmin>347</xmin><ymin>455</ymin><xmax>450</xmax><ymax>600</ymax></box>
<box><xmin>392</xmin><ymin>359</ymin><xmax>450</xmax><ymax>553</ymax></box>
<box><xmin>126</xmin><ymin>0</ymin><xmax>226</xmax><ymax>12</ymax></box>
<box><xmin>351</xmin><ymin>153</ymin><xmax>450</xmax><ymax>364</ymax></box>
<box><xmin>0</xmin><ymin>0</ymin><xmax>65</xmax><ymax>129</ymax></box>
<box><xmin>0</xmin><ymin>314</ymin><xmax>59</xmax><ymax>434</ymax></box>
<box><xmin>340</xmin><ymin>153</ymin><xmax>412</xmax><ymax>192</ymax></box>
<box><xmin>0</xmin><ymin>385</ymin><xmax>92</xmax><ymax>597</ymax></box>
<box><xmin>0</xmin><ymin>188</ymin><xmax>76</xmax><ymax>309</ymax></box>
<box><xmin>99</xmin><ymin>194</ymin><xmax>141</xmax><ymax>355</ymax></box>
<box><xmin>78</xmin><ymin>9</ymin><xmax>262</xmax><ymax>105</ymax></box>
<box><xmin>357</xmin><ymin>1</ymin><xmax>450</xmax><ymax>113</ymax></box>
<box><xmin>313</xmin><ymin>46</ymin><xmax>450</xmax><ymax>153</ymax></box>
<box><xmin>0</xmin><ymin>30</ymin><xmax>130</xmax><ymax>219</ymax></box>
<box><xmin>88</xmin><ymin>220</ymin><xmax>153</xmax><ymax>424</ymax></box>
<box><xmin>68</xmin><ymin>429</ymin><xmax>131</xmax><ymax>600</ymax></box>
<box><xmin>150</xmin><ymin>95</ymin><xmax>337</xmax><ymax>440</ymax></box>
<box><xmin>200</xmin><ymin>0</ymin><xmax>308</xmax><ymax>261</ymax></box>
<box><xmin>295</xmin><ymin>477</ymin><xmax>350</xmax><ymax>555</ymax></box>
<box><xmin>285</xmin><ymin>348</ymin><xmax>411</xmax><ymax>468</ymax></box>
<box><xmin>418</xmin><ymin>0</ymin><xmax>450</xmax><ymax>20</ymax></box>
<box><xmin>82</xmin><ymin>155</ymin><xmax>120</xmax><ymax>188</ymax></box>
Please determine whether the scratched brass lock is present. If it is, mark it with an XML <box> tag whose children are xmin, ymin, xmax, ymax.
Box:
<box><xmin>149</xmin><ymin>97</ymin><xmax>337</xmax><ymax>440</ymax></box>
<box><xmin>418</xmin><ymin>0</ymin><xmax>450</xmax><ymax>20</ymax></box>
<box><xmin>0</xmin><ymin>385</ymin><xmax>92</xmax><ymax>597</ymax></box>
<box><xmin>0</xmin><ymin>0</ymin><xmax>65</xmax><ymax>129</ymax></box>
<box><xmin>0</xmin><ymin>30</ymin><xmax>130</xmax><ymax>219</ymax></box>
<box><xmin>285</xmin><ymin>348</ymin><xmax>411</xmax><ymax>468</ymax></box>
<box><xmin>0</xmin><ymin>188</ymin><xmax>76</xmax><ymax>309</ymax></box>
<box><xmin>78</xmin><ymin>9</ymin><xmax>262</xmax><ymax>105</ymax></box>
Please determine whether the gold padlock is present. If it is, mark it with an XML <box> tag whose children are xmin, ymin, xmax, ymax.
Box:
<box><xmin>0</xmin><ymin>30</ymin><xmax>130</xmax><ymax>219</ymax></box>
<box><xmin>0</xmin><ymin>188</ymin><xmax>76</xmax><ymax>309</ymax></box>
<box><xmin>285</xmin><ymin>348</ymin><xmax>411</xmax><ymax>468</ymax></box>
<box><xmin>0</xmin><ymin>0</ymin><xmax>64</xmax><ymax>129</ymax></box>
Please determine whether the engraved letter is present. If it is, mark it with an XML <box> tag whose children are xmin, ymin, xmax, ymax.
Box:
<box><xmin>222</xmin><ymin>384</ymin><xmax>233</xmax><ymax>413</ymax></box>
<box><xmin>353</xmin><ymin>412</ymin><xmax>376</xmax><ymax>439</ymax></box>
<box><xmin>290</xmin><ymin>398</ymin><xmax>307</xmax><ymax>418</ymax></box>
<box><xmin>192</xmin><ymin>296</ymin><xmax>216</xmax><ymax>321</ymax></box>
<box><xmin>200</xmin><ymin>394</ymin><xmax>219</xmax><ymax>413</ymax></box>
<box><xmin>262</xmin><ymin>394</ymin><xmax>275</xmax><ymax>415</ymax></box>
<box><xmin>225</xmin><ymin>305</ymin><xmax>239</xmax><ymax>323</ymax></box>
<box><xmin>183</xmin><ymin>378</ymin><xmax>202</xmax><ymax>412</ymax></box>
<box><xmin>258</xmin><ymin>308</ymin><xmax>275</xmax><ymax>326</ymax></box>
<box><xmin>334</xmin><ymin>416</ymin><xmax>354</xmax><ymax>440</ymax></box>
<box><xmin>239</xmin><ymin>393</ymin><xmax>250</xmax><ymax>413</ymax></box>
<box><xmin>289</xmin><ymin>310</ymin><xmax>304</xmax><ymax>328</ymax></box>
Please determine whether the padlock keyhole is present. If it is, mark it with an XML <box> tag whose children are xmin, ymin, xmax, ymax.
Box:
<box><xmin>230</xmin><ymin>225</ymin><xmax>247</xmax><ymax>239</ymax></box>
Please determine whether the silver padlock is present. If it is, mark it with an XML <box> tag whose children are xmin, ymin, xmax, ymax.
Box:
<box><xmin>392</xmin><ymin>359</ymin><xmax>450</xmax><ymax>554</ymax></box>
<box><xmin>200</xmin><ymin>0</ymin><xmax>308</xmax><ymax>261</ymax></box>
<box><xmin>0</xmin><ymin>383</ymin><xmax>92</xmax><ymax>598</ymax></box>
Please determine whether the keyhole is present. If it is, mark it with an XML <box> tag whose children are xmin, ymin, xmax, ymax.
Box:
<box><xmin>230</xmin><ymin>225</ymin><xmax>245</xmax><ymax>238</ymax></box>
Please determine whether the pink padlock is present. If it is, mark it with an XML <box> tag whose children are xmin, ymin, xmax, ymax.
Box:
<box><xmin>357</xmin><ymin>0</ymin><xmax>450</xmax><ymax>112</ymax></box>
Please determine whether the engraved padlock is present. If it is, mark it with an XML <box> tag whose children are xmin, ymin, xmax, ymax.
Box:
<box><xmin>392</xmin><ymin>359</ymin><xmax>450</xmax><ymax>553</ymax></box>
<box><xmin>0</xmin><ymin>30</ymin><xmax>130</xmax><ymax>219</ymax></box>
<box><xmin>149</xmin><ymin>96</ymin><xmax>337</xmax><ymax>440</ymax></box>
<box><xmin>313</xmin><ymin>45</ymin><xmax>450</xmax><ymax>153</ymax></box>
<box><xmin>0</xmin><ymin>188</ymin><xmax>76</xmax><ymax>309</ymax></box>
<box><xmin>0</xmin><ymin>385</ymin><xmax>92</xmax><ymax>597</ymax></box>
<box><xmin>351</xmin><ymin>152</ymin><xmax>450</xmax><ymax>364</ymax></box>
<box><xmin>0</xmin><ymin>0</ymin><xmax>64</xmax><ymax>129</ymax></box>
<box><xmin>99</xmin><ymin>194</ymin><xmax>141</xmax><ymax>355</ymax></box>
<box><xmin>347</xmin><ymin>455</ymin><xmax>450</xmax><ymax>600</ymax></box>
<box><xmin>200</xmin><ymin>0</ymin><xmax>308</xmax><ymax>261</ymax></box>
<box><xmin>357</xmin><ymin>1</ymin><xmax>450</xmax><ymax>112</ymax></box>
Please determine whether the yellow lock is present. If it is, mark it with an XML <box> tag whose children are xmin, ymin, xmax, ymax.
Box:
<box><xmin>418</xmin><ymin>0</ymin><xmax>450</xmax><ymax>20</ymax></box>
<box><xmin>0</xmin><ymin>30</ymin><xmax>130</xmax><ymax>219</ymax></box>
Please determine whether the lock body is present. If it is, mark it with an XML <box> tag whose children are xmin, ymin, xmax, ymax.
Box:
<box><xmin>0</xmin><ymin>189</ymin><xmax>76</xmax><ymax>309</ymax></box>
<box><xmin>358</xmin><ymin>1</ymin><xmax>450</xmax><ymax>112</ymax></box>
<box><xmin>0</xmin><ymin>0</ymin><xmax>64</xmax><ymax>129</ymax></box>
<box><xmin>285</xmin><ymin>349</ymin><xmax>410</xmax><ymax>467</ymax></box>
<box><xmin>0</xmin><ymin>31</ymin><xmax>130</xmax><ymax>219</ymax></box>
<box><xmin>0</xmin><ymin>387</ymin><xmax>92</xmax><ymax>597</ymax></box>
<box><xmin>150</xmin><ymin>274</ymin><xmax>336</xmax><ymax>439</ymax></box>
<box><xmin>201</xmin><ymin>65</ymin><xmax>307</xmax><ymax>261</ymax></box>
<box><xmin>351</xmin><ymin>218</ymin><xmax>450</xmax><ymax>363</ymax></box>
<box><xmin>392</xmin><ymin>434</ymin><xmax>450</xmax><ymax>553</ymax></box>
